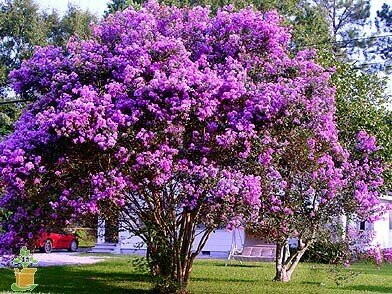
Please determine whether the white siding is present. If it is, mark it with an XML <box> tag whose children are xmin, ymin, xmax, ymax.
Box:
<box><xmin>117</xmin><ymin>228</ymin><xmax>238</xmax><ymax>254</ymax></box>
<box><xmin>193</xmin><ymin>229</ymin><xmax>242</xmax><ymax>253</ymax></box>
<box><xmin>118</xmin><ymin>231</ymin><xmax>146</xmax><ymax>249</ymax></box>
<box><xmin>373</xmin><ymin>215</ymin><xmax>389</xmax><ymax>248</ymax></box>
<box><xmin>371</xmin><ymin>199</ymin><xmax>392</xmax><ymax>249</ymax></box>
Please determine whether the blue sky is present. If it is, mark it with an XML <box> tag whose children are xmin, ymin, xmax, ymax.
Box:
<box><xmin>34</xmin><ymin>0</ymin><xmax>108</xmax><ymax>15</ymax></box>
<box><xmin>34</xmin><ymin>0</ymin><xmax>387</xmax><ymax>17</ymax></box>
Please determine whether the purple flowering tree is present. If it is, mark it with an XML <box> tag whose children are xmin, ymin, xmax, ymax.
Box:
<box><xmin>249</xmin><ymin>123</ymin><xmax>385</xmax><ymax>281</ymax></box>
<box><xmin>0</xmin><ymin>1</ymin><xmax>385</xmax><ymax>291</ymax></box>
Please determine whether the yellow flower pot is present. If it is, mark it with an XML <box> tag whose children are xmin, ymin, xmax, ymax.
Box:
<box><xmin>14</xmin><ymin>268</ymin><xmax>37</xmax><ymax>287</ymax></box>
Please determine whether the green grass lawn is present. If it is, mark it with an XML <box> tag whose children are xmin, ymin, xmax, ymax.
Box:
<box><xmin>0</xmin><ymin>257</ymin><xmax>391</xmax><ymax>293</ymax></box>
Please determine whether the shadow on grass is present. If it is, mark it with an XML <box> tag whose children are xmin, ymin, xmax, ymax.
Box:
<box><xmin>216</xmin><ymin>263</ymin><xmax>264</xmax><ymax>268</ymax></box>
<box><xmin>191</xmin><ymin>277</ymin><xmax>258</xmax><ymax>283</ymax></box>
<box><xmin>1</xmin><ymin>265</ymin><xmax>153</xmax><ymax>294</ymax></box>
<box><xmin>301</xmin><ymin>281</ymin><xmax>323</xmax><ymax>285</ymax></box>
<box><xmin>343</xmin><ymin>285</ymin><xmax>392</xmax><ymax>293</ymax></box>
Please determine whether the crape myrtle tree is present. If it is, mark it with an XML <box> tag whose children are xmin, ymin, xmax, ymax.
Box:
<box><xmin>105</xmin><ymin>0</ymin><xmax>332</xmax><ymax>50</ymax></box>
<box><xmin>297</xmin><ymin>52</ymin><xmax>392</xmax><ymax>266</ymax></box>
<box><xmin>248</xmin><ymin>124</ymin><xmax>384</xmax><ymax>281</ymax></box>
<box><xmin>0</xmin><ymin>1</ymin><xmax>385</xmax><ymax>291</ymax></box>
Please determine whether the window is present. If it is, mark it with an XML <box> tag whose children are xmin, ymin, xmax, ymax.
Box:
<box><xmin>389</xmin><ymin>211</ymin><xmax>392</xmax><ymax>230</ymax></box>
<box><xmin>360</xmin><ymin>221</ymin><xmax>366</xmax><ymax>231</ymax></box>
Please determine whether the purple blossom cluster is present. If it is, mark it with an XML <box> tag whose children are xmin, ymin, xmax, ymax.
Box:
<box><xmin>0</xmin><ymin>1</ymin><xmax>385</xmax><ymax>253</ymax></box>
<box><xmin>383</xmin><ymin>248</ymin><xmax>392</xmax><ymax>263</ymax></box>
<box><xmin>363</xmin><ymin>245</ymin><xmax>392</xmax><ymax>266</ymax></box>
<box><xmin>356</xmin><ymin>130</ymin><xmax>378</xmax><ymax>154</ymax></box>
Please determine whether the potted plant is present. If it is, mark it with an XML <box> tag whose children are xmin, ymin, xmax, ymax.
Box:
<box><xmin>11</xmin><ymin>246</ymin><xmax>38</xmax><ymax>292</ymax></box>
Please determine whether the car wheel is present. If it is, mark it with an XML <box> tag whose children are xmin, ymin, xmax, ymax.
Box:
<box><xmin>44</xmin><ymin>239</ymin><xmax>52</xmax><ymax>253</ymax></box>
<box><xmin>69</xmin><ymin>240</ymin><xmax>78</xmax><ymax>252</ymax></box>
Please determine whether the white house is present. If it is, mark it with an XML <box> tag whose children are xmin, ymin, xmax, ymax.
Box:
<box><xmin>91</xmin><ymin>194</ymin><xmax>392</xmax><ymax>256</ymax></box>
<box><xmin>92</xmin><ymin>220</ymin><xmax>241</xmax><ymax>257</ymax></box>
<box><xmin>369</xmin><ymin>194</ymin><xmax>392</xmax><ymax>248</ymax></box>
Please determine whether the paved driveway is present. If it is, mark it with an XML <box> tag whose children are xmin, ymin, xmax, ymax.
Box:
<box><xmin>0</xmin><ymin>251</ymin><xmax>111</xmax><ymax>268</ymax></box>
<box><xmin>31</xmin><ymin>252</ymin><xmax>109</xmax><ymax>267</ymax></box>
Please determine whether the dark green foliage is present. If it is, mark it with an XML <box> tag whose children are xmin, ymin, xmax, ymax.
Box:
<box><xmin>0</xmin><ymin>0</ymin><xmax>97</xmax><ymax>139</ymax></box>
<box><xmin>105</xmin><ymin>0</ymin><xmax>144</xmax><ymax>14</ymax></box>
<box><xmin>0</xmin><ymin>0</ymin><xmax>46</xmax><ymax>91</ymax></box>
<box><xmin>318</xmin><ymin>51</ymin><xmax>392</xmax><ymax>191</ymax></box>
<box><xmin>44</xmin><ymin>4</ymin><xmax>97</xmax><ymax>48</ymax></box>
<box><xmin>303</xmin><ymin>241</ymin><xmax>349</xmax><ymax>264</ymax></box>
<box><xmin>0</xmin><ymin>102</ymin><xmax>22</xmax><ymax>138</ymax></box>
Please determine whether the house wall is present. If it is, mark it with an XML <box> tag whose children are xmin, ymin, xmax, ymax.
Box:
<box><xmin>117</xmin><ymin>228</ymin><xmax>239</xmax><ymax>257</ymax></box>
<box><xmin>193</xmin><ymin>229</ymin><xmax>244</xmax><ymax>258</ymax></box>
<box><xmin>99</xmin><ymin>199</ymin><xmax>392</xmax><ymax>255</ymax></box>
<box><xmin>373</xmin><ymin>216</ymin><xmax>390</xmax><ymax>248</ymax></box>
<box><xmin>371</xmin><ymin>199</ymin><xmax>392</xmax><ymax>249</ymax></box>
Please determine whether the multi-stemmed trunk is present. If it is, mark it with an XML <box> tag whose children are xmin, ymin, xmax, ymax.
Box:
<box><xmin>121</xmin><ymin>191</ymin><xmax>214</xmax><ymax>294</ymax></box>
<box><xmin>274</xmin><ymin>238</ymin><xmax>312</xmax><ymax>282</ymax></box>
<box><xmin>145</xmin><ymin>212</ymin><xmax>213</xmax><ymax>293</ymax></box>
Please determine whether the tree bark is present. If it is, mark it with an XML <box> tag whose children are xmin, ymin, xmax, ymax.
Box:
<box><xmin>274</xmin><ymin>239</ymin><xmax>311</xmax><ymax>282</ymax></box>
<box><xmin>145</xmin><ymin>211</ymin><xmax>213</xmax><ymax>293</ymax></box>
<box><xmin>274</xmin><ymin>240</ymin><xmax>291</xmax><ymax>282</ymax></box>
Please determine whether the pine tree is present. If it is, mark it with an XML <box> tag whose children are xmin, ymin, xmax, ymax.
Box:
<box><xmin>309</xmin><ymin>0</ymin><xmax>371</xmax><ymax>58</ymax></box>
<box><xmin>374</xmin><ymin>3</ymin><xmax>392</xmax><ymax>70</ymax></box>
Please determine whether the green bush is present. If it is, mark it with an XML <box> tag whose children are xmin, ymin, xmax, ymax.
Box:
<box><xmin>74</xmin><ymin>228</ymin><xmax>96</xmax><ymax>247</ymax></box>
<box><xmin>303</xmin><ymin>241</ymin><xmax>349</xmax><ymax>264</ymax></box>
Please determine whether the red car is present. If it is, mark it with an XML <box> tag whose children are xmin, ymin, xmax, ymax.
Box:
<box><xmin>36</xmin><ymin>232</ymin><xmax>78</xmax><ymax>253</ymax></box>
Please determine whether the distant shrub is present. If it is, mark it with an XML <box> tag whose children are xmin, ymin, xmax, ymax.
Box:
<box><xmin>303</xmin><ymin>240</ymin><xmax>349</xmax><ymax>264</ymax></box>
<box><xmin>383</xmin><ymin>248</ymin><xmax>392</xmax><ymax>263</ymax></box>
<box><xmin>356</xmin><ymin>246</ymin><xmax>392</xmax><ymax>267</ymax></box>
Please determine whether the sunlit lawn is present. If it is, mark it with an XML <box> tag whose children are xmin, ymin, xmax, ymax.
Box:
<box><xmin>0</xmin><ymin>256</ymin><xmax>391</xmax><ymax>293</ymax></box>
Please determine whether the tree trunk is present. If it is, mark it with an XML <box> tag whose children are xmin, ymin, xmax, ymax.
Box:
<box><xmin>145</xmin><ymin>212</ymin><xmax>212</xmax><ymax>293</ymax></box>
<box><xmin>147</xmin><ymin>241</ymin><xmax>196</xmax><ymax>293</ymax></box>
<box><xmin>125</xmin><ymin>190</ymin><xmax>214</xmax><ymax>293</ymax></box>
<box><xmin>274</xmin><ymin>241</ymin><xmax>291</xmax><ymax>282</ymax></box>
<box><xmin>274</xmin><ymin>265</ymin><xmax>291</xmax><ymax>282</ymax></box>
<box><xmin>274</xmin><ymin>239</ymin><xmax>311</xmax><ymax>283</ymax></box>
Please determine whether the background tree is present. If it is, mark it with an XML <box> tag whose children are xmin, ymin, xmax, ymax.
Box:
<box><xmin>0</xmin><ymin>0</ymin><xmax>47</xmax><ymax>90</ymax></box>
<box><xmin>0</xmin><ymin>0</ymin><xmax>97</xmax><ymax>139</ymax></box>
<box><xmin>314</xmin><ymin>49</ymin><xmax>392</xmax><ymax>191</ymax></box>
<box><xmin>373</xmin><ymin>3</ymin><xmax>392</xmax><ymax>71</ymax></box>
<box><xmin>308</xmin><ymin>0</ymin><xmax>371</xmax><ymax>58</ymax></box>
<box><xmin>0</xmin><ymin>0</ymin><xmax>46</xmax><ymax>137</ymax></box>
<box><xmin>105</xmin><ymin>0</ymin><xmax>144</xmax><ymax>15</ymax></box>
<box><xmin>332</xmin><ymin>63</ymin><xmax>392</xmax><ymax>191</ymax></box>
<box><xmin>45</xmin><ymin>4</ymin><xmax>97</xmax><ymax>48</ymax></box>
